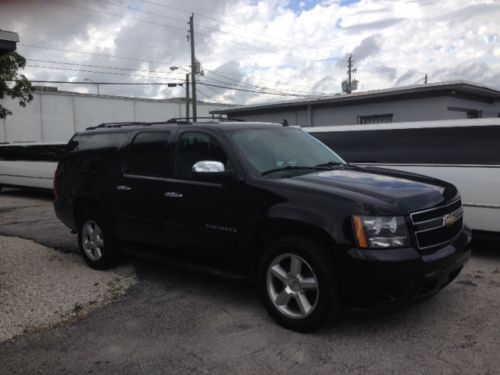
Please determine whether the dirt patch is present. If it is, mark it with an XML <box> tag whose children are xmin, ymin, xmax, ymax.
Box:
<box><xmin>0</xmin><ymin>235</ymin><xmax>137</xmax><ymax>342</ymax></box>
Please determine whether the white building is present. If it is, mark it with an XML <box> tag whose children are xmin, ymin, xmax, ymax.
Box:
<box><xmin>0</xmin><ymin>89</ymin><xmax>234</xmax><ymax>143</ymax></box>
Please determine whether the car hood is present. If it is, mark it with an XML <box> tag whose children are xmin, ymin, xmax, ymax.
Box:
<box><xmin>277</xmin><ymin>166</ymin><xmax>458</xmax><ymax>214</ymax></box>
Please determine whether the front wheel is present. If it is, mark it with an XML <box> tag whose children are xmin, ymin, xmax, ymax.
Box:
<box><xmin>78</xmin><ymin>213</ymin><xmax>121</xmax><ymax>270</ymax></box>
<box><xmin>259</xmin><ymin>236</ymin><xmax>340</xmax><ymax>332</ymax></box>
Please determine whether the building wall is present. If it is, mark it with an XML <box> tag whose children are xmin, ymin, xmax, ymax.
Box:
<box><xmin>229</xmin><ymin>95</ymin><xmax>500</xmax><ymax>126</ymax></box>
<box><xmin>313</xmin><ymin>96</ymin><xmax>447</xmax><ymax>125</ymax></box>
<box><xmin>1</xmin><ymin>92</ymin><xmax>232</xmax><ymax>142</ymax></box>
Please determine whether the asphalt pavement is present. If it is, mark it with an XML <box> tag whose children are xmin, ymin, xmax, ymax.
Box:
<box><xmin>0</xmin><ymin>188</ymin><xmax>499</xmax><ymax>374</ymax></box>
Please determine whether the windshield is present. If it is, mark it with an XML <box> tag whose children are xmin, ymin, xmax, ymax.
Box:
<box><xmin>230</xmin><ymin>127</ymin><xmax>345</xmax><ymax>175</ymax></box>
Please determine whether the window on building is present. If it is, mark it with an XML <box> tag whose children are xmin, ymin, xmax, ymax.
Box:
<box><xmin>448</xmin><ymin>106</ymin><xmax>482</xmax><ymax>119</ymax></box>
<box><xmin>466</xmin><ymin>110</ymin><xmax>481</xmax><ymax>119</ymax></box>
<box><xmin>357</xmin><ymin>114</ymin><xmax>393</xmax><ymax>124</ymax></box>
<box><xmin>126</xmin><ymin>132</ymin><xmax>171</xmax><ymax>176</ymax></box>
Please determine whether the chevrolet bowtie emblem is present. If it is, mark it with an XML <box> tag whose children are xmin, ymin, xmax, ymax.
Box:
<box><xmin>444</xmin><ymin>213</ymin><xmax>457</xmax><ymax>227</ymax></box>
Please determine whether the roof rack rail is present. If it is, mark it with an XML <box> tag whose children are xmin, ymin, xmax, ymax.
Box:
<box><xmin>86</xmin><ymin>121</ymin><xmax>179</xmax><ymax>130</ymax></box>
<box><xmin>85</xmin><ymin>122</ymin><xmax>149</xmax><ymax>130</ymax></box>
<box><xmin>84</xmin><ymin>117</ymin><xmax>246</xmax><ymax>131</ymax></box>
<box><xmin>165</xmin><ymin>116</ymin><xmax>246</xmax><ymax>124</ymax></box>
<box><xmin>165</xmin><ymin>118</ymin><xmax>192</xmax><ymax>124</ymax></box>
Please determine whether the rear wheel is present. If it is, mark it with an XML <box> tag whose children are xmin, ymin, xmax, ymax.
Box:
<box><xmin>259</xmin><ymin>236</ymin><xmax>340</xmax><ymax>332</ymax></box>
<box><xmin>77</xmin><ymin>211</ymin><xmax>121</xmax><ymax>269</ymax></box>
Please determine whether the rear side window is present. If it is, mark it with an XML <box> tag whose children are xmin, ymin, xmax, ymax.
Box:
<box><xmin>67</xmin><ymin>133</ymin><xmax>127</xmax><ymax>153</ymax></box>
<box><xmin>63</xmin><ymin>132</ymin><xmax>128</xmax><ymax>172</ymax></box>
<box><xmin>125</xmin><ymin>132</ymin><xmax>171</xmax><ymax>176</ymax></box>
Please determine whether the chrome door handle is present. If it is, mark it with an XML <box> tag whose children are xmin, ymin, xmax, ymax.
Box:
<box><xmin>116</xmin><ymin>185</ymin><xmax>132</xmax><ymax>191</ymax></box>
<box><xmin>164</xmin><ymin>192</ymin><xmax>183</xmax><ymax>198</ymax></box>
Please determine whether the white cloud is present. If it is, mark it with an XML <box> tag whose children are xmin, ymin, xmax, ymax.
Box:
<box><xmin>1</xmin><ymin>0</ymin><xmax>499</xmax><ymax>104</ymax></box>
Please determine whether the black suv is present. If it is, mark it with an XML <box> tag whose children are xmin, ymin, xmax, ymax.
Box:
<box><xmin>54</xmin><ymin>121</ymin><xmax>471</xmax><ymax>331</ymax></box>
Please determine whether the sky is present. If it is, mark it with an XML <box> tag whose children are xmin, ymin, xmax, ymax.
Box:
<box><xmin>1</xmin><ymin>0</ymin><xmax>499</xmax><ymax>105</ymax></box>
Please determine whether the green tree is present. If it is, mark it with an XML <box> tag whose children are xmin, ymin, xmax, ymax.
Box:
<box><xmin>0</xmin><ymin>52</ymin><xmax>33</xmax><ymax>119</ymax></box>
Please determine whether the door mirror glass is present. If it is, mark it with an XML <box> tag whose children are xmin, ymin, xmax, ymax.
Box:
<box><xmin>192</xmin><ymin>160</ymin><xmax>225</xmax><ymax>173</ymax></box>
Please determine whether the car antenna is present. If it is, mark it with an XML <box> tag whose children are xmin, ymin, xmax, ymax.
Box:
<box><xmin>282</xmin><ymin>119</ymin><xmax>289</xmax><ymax>127</ymax></box>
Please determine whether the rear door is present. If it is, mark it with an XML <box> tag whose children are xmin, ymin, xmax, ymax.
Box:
<box><xmin>111</xmin><ymin>130</ymin><xmax>174</xmax><ymax>246</ymax></box>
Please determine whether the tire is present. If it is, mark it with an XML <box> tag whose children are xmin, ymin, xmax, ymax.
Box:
<box><xmin>259</xmin><ymin>235</ymin><xmax>340</xmax><ymax>332</ymax></box>
<box><xmin>77</xmin><ymin>209</ymin><xmax>121</xmax><ymax>270</ymax></box>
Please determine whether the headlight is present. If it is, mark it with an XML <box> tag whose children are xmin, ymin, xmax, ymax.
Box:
<box><xmin>352</xmin><ymin>215</ymin><xmax>409</xmax><ymax>249</ymax></box>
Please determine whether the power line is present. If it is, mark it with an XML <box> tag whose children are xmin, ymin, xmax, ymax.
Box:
<box><xmin>95</xmin><ymin>0</ymin><xmax>330</xmax><ymax>58</ymax></box>
<box><xmin>204</xmin><ymin>68</ymin><xmax>329</xmax><ymax>95</ymax></box>
<box><xmin>46</xmin><ymin>0</ymin><xmax>187</xmax><ymax>33</ymax></box>
<box><xmin>142</xmin><ymin>0</ymin><xmax>333</xmax><ymax>51</ymax></box>
<box><xmin>196</xmin><ymin>86</ymin><xmax>211</xmax><ymax>99</ymax></box>
<box><xmin>93</xmin><ymin>0</ymin><xmax>189</xmax><ymax>26</ymax></box>
<box><xmin>22</xmin><ymin>45</ymin><xmax>179</xmax><ymax>67</ymax></box>
<box><xmin>199</xmin><ymin>76</ymin><xmax>318</xmax><ymax>98</ymax></box>
<box><xmin>200</xmin><ymin>82</ymin><xmax>320</xmax><ymax>98</ymax></box>
<box><xmin>27</xmin><ymin>80</ymin><xmax>176</xmax><ymax>85</ymax></box>
<box><xmin>46</xmin><ymin>0</ymin><xmax>331</xmax><ymax>63</ymax></box>
<box><xmin>23</xmin><ymin>54</ymin><xmax>330</xmax><ymax>96</ymax></box>
<box><xmin>20</xmin><ymin>43</ymin><xmax>174</xmax><ymax>65</ymax></box>
<box><xmin>194</xmin><ymin>31</ymin><xmax>323</xmax><ymax>61</ymax></box>
<box><xmin>27</xmin><ymin>58</ymin><xmax>185</xmax><ymax>77</ymax></box>
<box><xmin>23</xmin><ymin>72</ymin><xmax>319</xmax><ymax>98</ymax></box>
<box><xmin>26</xmin><ymin>64</ymin><xmax>184</xmax><ymax>82</ymax></box>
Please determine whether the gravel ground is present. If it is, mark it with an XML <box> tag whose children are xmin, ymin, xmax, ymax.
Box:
<box><xmin>0</xmin><ymin>235</ymin><xmax>137</xmax><ymax>342</ymax></box>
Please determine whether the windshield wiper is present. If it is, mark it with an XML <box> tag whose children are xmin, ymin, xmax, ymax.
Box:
<box><xmin>261</xmin><ymin>165</ymin><xmax>325</xmax><ymax>176</ymax></box>
<box><xmin>314</xmin><ymin>161</ymin><xmax>344</xmax><ymax>168</ymax></box>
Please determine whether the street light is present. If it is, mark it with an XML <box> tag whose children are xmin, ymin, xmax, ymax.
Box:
<box><xmin>84</xmin><ymin>78</ymin><xmax>100</xmax><ymax>95</ymax></box>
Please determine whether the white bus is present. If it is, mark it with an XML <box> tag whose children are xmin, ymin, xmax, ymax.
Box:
<box><xmin>307</xmin><ymin>118</ymin><xmax>500</xmax><ymax>239</ymax></box>
<box><xmin>0</xmin><ymin>142</ymin><xmax>66</xmax><ymax>191</ymax></box>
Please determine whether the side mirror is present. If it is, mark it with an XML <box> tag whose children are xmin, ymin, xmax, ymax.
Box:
<box><xmin>192</xmin><ymin>161</ymin><xmax>235</xmax><ymax>182</ymax></box>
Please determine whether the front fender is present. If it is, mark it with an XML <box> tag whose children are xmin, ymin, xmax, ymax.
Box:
<box><xmin>267</xmin><ymin>203</ymin><xmax>349</xmax><ymax>245</ymax></box>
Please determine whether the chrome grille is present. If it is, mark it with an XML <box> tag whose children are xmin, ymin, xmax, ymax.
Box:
<box><xmin>410</xmin><ymin>199</ymin><xmax>463</xmax><ymax>250</ymax></box>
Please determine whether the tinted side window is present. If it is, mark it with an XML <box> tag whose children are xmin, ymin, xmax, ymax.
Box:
<box><xmin>173</xmin><ymin>132</ymin><xmax>229</xmax><ymax>180</ymax></box>
<box><xmin>0</xmin><ymin>144</ymin><xmax>66</xmax><ymax>161</ymax></box>
<box><xmin>312</xmin><ymin>125</ymin><xmax>500</xmax><ymax>165</ymax></box>
<box><xmin>125</xmin><ymin>132</ymin><xmax>171</xmax><ymax>176</ymax></box>
<box><xmin>63</xmin><ymin>132</ymin><xmax>128</xmax><ymax>172</ymax></box>
<box><xmin>67</xmin><ymin>133</ymin><xmax>127</xmax><ymax>153</ymax></box>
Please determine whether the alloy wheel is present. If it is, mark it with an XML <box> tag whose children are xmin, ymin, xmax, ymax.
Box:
<box><xmin>266</xmin><ymin>253</ymin><xmax>319</xmax><ymax>319</ymax></box>
<box><xmin>81</xmin><ymin>220</ymin><xmax>104</xmax><ymax>261</ymax></box>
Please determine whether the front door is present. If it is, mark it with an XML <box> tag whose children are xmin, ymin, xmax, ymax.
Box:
<box><xmin>161</xmin><ymin>130</ymin><xmax>244</xmax><ymax>258</ymax></box>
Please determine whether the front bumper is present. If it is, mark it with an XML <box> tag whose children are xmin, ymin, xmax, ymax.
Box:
<box><xmin>339</xmin><ymin>227</ymin><xmax>472</xmax><ymax>307</ymax></box>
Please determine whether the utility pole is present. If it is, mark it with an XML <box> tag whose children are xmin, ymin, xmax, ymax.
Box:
<box><xmin>424</xmin><ymin>73</ymin><xmax>428</xmax><ymax>84</ymax></box>
<box><xmin>185</xmin><ymin>73</ymin><xmax>190</xmax><ymax>121</ymax></box>
<box><xmin>341</xmin><ymin>55</ymin><xmax>357</xmax><ymax>94</ymax></box>
<box><xmin>189</xmin><ymin>13</ymin><xmax>197</xmax><ymax>122</ymax></box>
<box><xmin>347</xmin><ymin>54</ymin><xmax>353</xmax><ymax>94</ymax></box>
